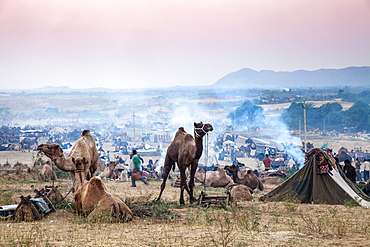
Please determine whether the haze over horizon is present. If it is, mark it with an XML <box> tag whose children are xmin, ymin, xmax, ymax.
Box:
<box><xmin>1</xmin><ymin>0</ymin><xmax>369</xmax><ymax>90</ymax></box>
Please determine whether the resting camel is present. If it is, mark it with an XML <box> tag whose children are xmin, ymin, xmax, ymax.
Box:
<box><xmin>100</xmin><ymin>161</ymin><xmax>118</xmax><ymax>180</ymax></box>
<box><xmin>40</xmin><ymin>161</ymin><xmax>57</xmax><ymax>182</ymax></box>
<box><xmin>37</xmin><ymin>130</ymin><xmax>98</xmax><ymax>191</ymax></box>
<box><xmin>195</xmin><ymin>167</ymin><xmax>233</xmax><ymax>187</ymax></box>
<box><xmin>224</xmin><ymin>165</ymin><xmax>264</xmax><ymax>191</ymax></box>
<box><xmin>230</xmin><ymin>184</ymin><xmax>253</xmax><ymax>203</ymax></box>
<box><xmin>157</xmin><ymin>122</ymin><xmax>213</xmax><ymax>204</ymax></box>
<box><xmin>73</xmin><ymin>157</ymin><xmax>133</xmax><ymax>222</ymax></box>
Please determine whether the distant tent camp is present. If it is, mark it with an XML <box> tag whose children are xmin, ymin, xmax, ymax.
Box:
<box><xmin>260</xmin><ymin>148</ymin><xmax>370</xmax><ymax>208</ymax></box>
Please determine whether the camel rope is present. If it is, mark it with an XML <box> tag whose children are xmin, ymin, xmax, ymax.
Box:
<box><xmin>194</xmin><ymin>123</ymin><xmax>206</xmax><ymax>138</ymax></box>
<box><xmin>74</xmin><ymin>169</ymin><xmax>86</xmax><ymax>173</ymax></box>
<box><xmin>203</xmin><ymin>132</ymin><xmax>209</xmax><ymax>192</ymax></box>
<box><xmin>53</xmin><ymin>187</ymin><xmax>74</xmax><ymax>205</ymax></box>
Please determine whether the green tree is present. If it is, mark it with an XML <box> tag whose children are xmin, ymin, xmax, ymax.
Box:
<box><xmin>319</xmin><ymin>103</ymin><xmax>343</xmax><ymax>131</ymax></box>
<box><xmin>282</xmin><ymin>102</ymin><xmax>317</xmax><ymax>130</ymax></box>
<box><xmin>343</xmin><ymin>101</ymin><xmax>370</xmax><ymax>132</ymax></box>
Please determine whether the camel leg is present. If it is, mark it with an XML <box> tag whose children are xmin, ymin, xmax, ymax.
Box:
<box><xmin>89</xmin><ymin>162</ymin><xmax>97</xmax><ymax>179</ymax></box>
<box><xmin>85</xmin><ymin>170</ymin><xmax>91</xmax><ymax>181</ymax></box>
<box><xmin>188</xmin><ymin>162</ymin><xmax>198</xmax><ymax>203</ymax></box>
<box><xmin>179</xmin><ymin>167</ymin><xmax>189</xmax><ymax>205</ymax></box>
<box><xmin>156</xmin><ymin>156</ymin><xmax>174</xmax><ymax>201</ymax></box>
<box><xmin>69</xmin><ymin>171</ymin><xmax>76</xmax><ymax>193</ymax></box>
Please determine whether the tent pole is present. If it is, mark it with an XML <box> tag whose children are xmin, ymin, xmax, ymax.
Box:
<box><xmin>303</xmin><ymin>101</ymin><xmax>307</xmax><ymax>152</ymax></box>
<box><xmin>203</xmin><ymin>133</ymin><xmax>208</xmax><ymax>192</ymax></box>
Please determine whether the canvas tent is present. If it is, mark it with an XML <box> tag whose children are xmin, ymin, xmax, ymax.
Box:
<box><xmin>260</xmin><ymin>148</ymin><xmax>370</xmax><ymax>208</ymax></box>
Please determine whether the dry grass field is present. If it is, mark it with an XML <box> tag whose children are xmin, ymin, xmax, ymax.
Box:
<box><xmin>1</xmin><ymin>157</ymin><xmax>370</xmax><ymax>246</ymax></box>
<box><xmin>1</xmin><ymin>133</ymin><xmax>370</xmax><ymax>247</ymax></box>
<box><xmin>1</xmin><ymin>178</ymin><xmax>370</xmax><ymax>247</ymax></box>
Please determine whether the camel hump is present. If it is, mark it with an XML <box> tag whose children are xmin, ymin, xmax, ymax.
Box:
<box><xmin>82</xmin><ymin>130</ymin><xmax>91</xmax><ymax>136</ymax></box>
<box><xmin>178</xmin><ymin>127</ymin><xmax>185</xmax><ymax>132</ymax></box>
<box><xmin>184</xmin><ymin>134</ymin><xmax>194</xmax><ymax>142</ymax></box>
<box><xmin>89</xmin><ymin>176</ymin><xmax>107</xmax><ymax>191</ymax></box>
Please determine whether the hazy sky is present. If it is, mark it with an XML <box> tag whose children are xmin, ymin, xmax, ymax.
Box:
<box><xmin>1</xmin><ymin>0</ymin><xmax>369</xmax><ymax>90</ymax></box>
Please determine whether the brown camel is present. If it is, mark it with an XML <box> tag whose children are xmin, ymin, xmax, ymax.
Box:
<box><xmin>101</xmin><ymin>161</ymin><xmax>118</xmax><ymax>179</ymax></box>
<box><xmin>157</xmin><ymin>122</ymin><xmax>213</xmax><ymax>204</ymax></box>
<box><xmin>230</xmin><ymin>184</ymin><xmax>253</xmax><ymax>203</ymax></box>
<box><xmin>42</xmin><ymin>186</ymin><xmax>64</xmax><ymax>204</ymax></box>
<box><xmin>72</xmin><ymin>157</ymin><xmax>133</xmax><ymax>222</ymax></box>
<box><xmin>224</xmin><ymin>165</ymin><xmax>264</xmax><ymax>191</ymax></box>
<box><xmin>195</xmin><ymin>167</ymin><xmax>233</xmax><ymax>187</ymax></box>
<box><xmin>40</xmin><ymin>161</ymin><xmax>57</xmax><ymax>181</ymax></box>
<box><xmin>37</xmin><ymin>130</ymin><xmax>98</xmax><ymax>191</ymax></box>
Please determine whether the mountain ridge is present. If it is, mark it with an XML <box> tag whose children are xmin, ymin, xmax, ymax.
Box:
<box><xmin>211</xmin><ymin>66</ymin><xmax>370</xmax><ymax>88</ymax></box>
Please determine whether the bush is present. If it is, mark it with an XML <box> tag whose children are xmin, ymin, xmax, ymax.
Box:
<box><xmin>124</xmin><ymin>199</ymin><xmax>180</xmax><ymax>220</ymax></box>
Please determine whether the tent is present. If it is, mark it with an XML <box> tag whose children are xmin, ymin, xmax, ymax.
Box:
<box><xmin>260</xmin><ymin>148</ymin><xmax>370</xmax><ymax>208</ymax></box>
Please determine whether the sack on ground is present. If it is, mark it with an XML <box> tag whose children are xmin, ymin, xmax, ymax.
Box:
<box><xmin>133</xmin><ymin>171</ymin><xmax>141</xmax><ymax>181</ymax></box>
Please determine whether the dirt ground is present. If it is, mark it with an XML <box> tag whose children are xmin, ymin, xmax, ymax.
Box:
<box><xmin>1</xmin><ymin>177</ymin><xmax>369</xmax><ymax>246</ymax></box>
<box><xmin>0</xmin><ymin>136</ymin><xmax>370</xmax><ymax>246</ymax></box>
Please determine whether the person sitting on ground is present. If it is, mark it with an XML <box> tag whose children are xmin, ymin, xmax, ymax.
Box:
<box><xmin>343</xmin><ymin>159</ymin><xmax>356</xmax><ymax>184</ymax></box>
<box><xmin>147</xmin><ymin>158</ymin><xmax>154</xmax><ymax>170</ymax></box>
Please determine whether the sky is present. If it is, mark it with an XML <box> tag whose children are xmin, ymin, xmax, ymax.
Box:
<box><xmin>0</xmin><ymin>0</ymin><xmax>369</xmax><ymax>90</ymax></box>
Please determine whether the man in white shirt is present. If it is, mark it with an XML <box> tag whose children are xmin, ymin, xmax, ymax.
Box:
<box><xmin>362</xmin><ymin>159</ymin><xmax>370</xmax><ymax>182</ymax></box>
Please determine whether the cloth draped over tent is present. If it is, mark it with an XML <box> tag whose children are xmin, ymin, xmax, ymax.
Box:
<box><xmin>260</xmin><ymin>148</ymin><xmax>370</xmax><ymax>208</ymax></box>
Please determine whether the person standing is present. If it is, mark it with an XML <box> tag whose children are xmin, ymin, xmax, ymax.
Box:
<box><xmin>130</xmin><ymin>150</ymin><xmax>148</xmax><ymax>187</ymax></box>
<box><xmin>343</xmin><ymin>159</ymin><xmax>356</xmax><ymax>184</ymax></box>
<box><xmin>363</xmin><ymin>159</ymin><xmax>370</xmax><ymax>182</ymax></box>
<box><xmin>355</xmin><ymin>158</ymin><xmax>362</xmax><ymax>182</ymax></box>
<box><xmin>263</xmin><ymin>154</ymin><xmax>272</xmax><ymax>171</ymax></box>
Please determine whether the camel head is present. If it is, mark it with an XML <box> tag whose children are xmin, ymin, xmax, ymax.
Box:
<box><xmin>224</xmin><ymin>164</ymin><xmax>238</xmax><ymax>174</ymax></box>
<box><xmin>107</xmin><ymin>161</ymin><xmax>118</xmax><ymax>170</ymax></box>
<box><xmin>37</xmin><ymin>143</ymin><xmax>64</xmax><ymax>161</ymax></box>
<box><xmin>194</xmin><ymin>122</ymin><xmax>213</xmax><ymax>138</ymax></box>
<box><xmin>194</xmin><ymin>168</ymin><xmax>206</xmax><ymax>183</ymax></box>
<box><xmin>72</xmin><ymin>157</ymin><xmax>88</xmax><ymax>190</ymax></box>
<box><xmin>72</xmin><ymin>157</ymin><xmax>87</xmax><ymax>171</ymax></box>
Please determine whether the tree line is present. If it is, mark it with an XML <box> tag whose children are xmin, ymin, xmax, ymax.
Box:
<box><xmin>228</xmin><ymin>100</ymin><xmax>370</xmax><ymax>133</ymax></box>
<box><xmin>282</xmin><ymin>101</ymin><xmax>370</xmax><ymax>133</ymax></box>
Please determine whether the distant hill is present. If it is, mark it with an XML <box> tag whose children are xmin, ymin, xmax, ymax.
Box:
<box><xmin>211</xmin><ymin>66</ymin><xmax>370</xmax><ymax>89</ymax></box>
<box><xmin>29</xmin><ymin>86</ymin><xmax>74</xmax><ymax>93</ymax></box>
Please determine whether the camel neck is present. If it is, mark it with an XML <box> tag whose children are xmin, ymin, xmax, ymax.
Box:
<box><xmin>195</xmin><ymin>136</ymin><xmax>203</xmax><ymax>159</ymax></box>
<box><xmin>231</xmin><ymin>171</ymin><xmax>239</xmax><ymax>183</ymax></box>
<box><xmin>74</xmin><ymin>171</ymin><xmax>86</xmax><ymax>191</ymax></box>
<box><xmin>53</xmin><ymin>156</ymin><xmax>75</xmax><ymax>172</ymax></box>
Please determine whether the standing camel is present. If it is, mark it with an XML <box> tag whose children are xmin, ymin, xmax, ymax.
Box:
<box><xmin>157</xmin><ymin>122</ymin><xmax>213</xmax><ymax>204</ymax></box>
<box><xmin>37</xmin><ymin>130</ymin><xmax>98</xmax><ymax>191</ymax></box>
